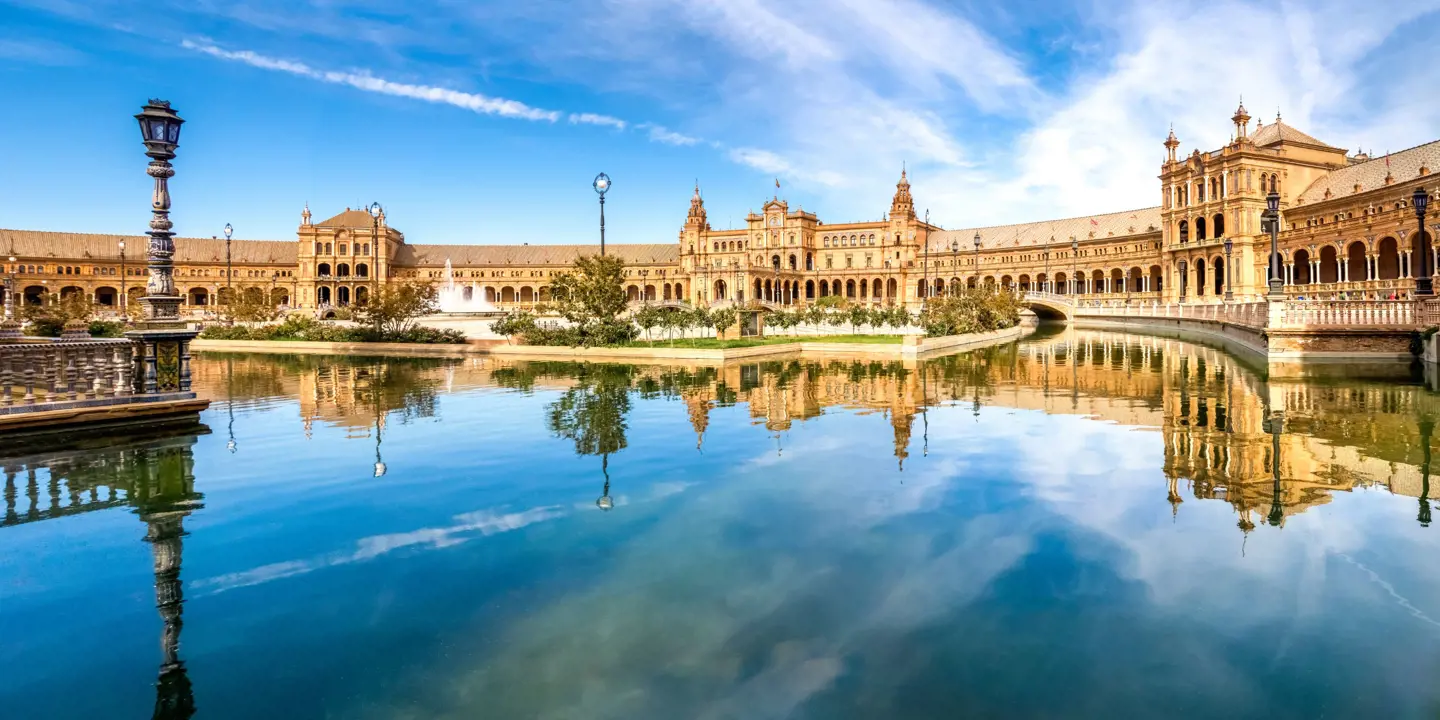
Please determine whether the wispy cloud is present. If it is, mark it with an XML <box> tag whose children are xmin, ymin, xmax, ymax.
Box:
<box><xmin>182</xmin><ymin>39</ymin><xmax>563</xmax><ymax>121</ymax></box>
<box><xmin>568</xmin><ymin>112</ymin><xmax>626</xmax><ymax>129</ymax></box>
<box><xmin>640</xmin><ymin>123</ymin><xmax>700</xmax><ymax>146</ymax></box>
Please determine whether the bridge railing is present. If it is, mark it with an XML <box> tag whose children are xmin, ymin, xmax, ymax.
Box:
<box><xmin>1074</xmin><ymin>300</ymin><xmax>1268</xmax><ymax>329</ymax></box>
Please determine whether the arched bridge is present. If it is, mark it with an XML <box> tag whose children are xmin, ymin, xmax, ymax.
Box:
<box><xmin>1021</xmin><ymin>291</ymin><xmax>1075</xmax><ymax>321</ymax></box>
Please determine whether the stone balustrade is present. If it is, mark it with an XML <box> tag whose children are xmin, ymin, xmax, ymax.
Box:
<box><xmin>0</xmin><ymin>338</ymin><xmax>136</xmax><ymax>413</ymax></box>
<box><xmin>1274</xmin><ymin>299</ymin><xmax>1418</xmax><ymax>329</ymax></box>
<box><xmin>1074</xmin><ymin>299</ymin><xmax>1269</xmax><ymax>329</ymax></box>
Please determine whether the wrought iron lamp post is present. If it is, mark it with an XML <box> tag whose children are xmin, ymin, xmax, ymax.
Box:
<box><xmin>223</xmin><ymin>222</ymin><xmax>233</xmax><ymax>324</ymax></box>
<box><xmin>3</xmin><ymin>255</ymin><xmax>17</xmax><ymax>323</ymax></box>
<box><xmin>368</xmin><ymin>201</ymin><xmax>382</xmax><ymax>302</ymax></box>
<box><xmin>949</xmin><ymin>238</ymin><xmax>959</xmax><ymax>295</ymax></box>
<box><xmin>1070</xmin><ymin>236</ymin><xmax>1078</xmax><ymax>296</ymax></box>
<box><xmin>1265</xmin><ymin>190</ymin><xmax>1283</xmax><ymax>297</ymax></box>
<box><xmin>593</xmin><ymin>173</ymin><xmax>611</xmax><ymax>256</ymax></box>
<box><xmin>1414</xmin><ymin>186</ymin><xmax>1432</xmax><ymax>296</ymax></box>
<box><xmin>1224</xmin><ymin>237</ymin><xmax>1234</xmax><ymax>301</ymax></box>
<box><xmin>973</xmin><ymin>232</ymin><xmax>981</xmax><ymax>291</ymax></box>
<box><xmin>1044</xmin><ymin>236</ymin><xmax>1052</xmax><ymax>293</ymax></box>
<box><xmin>118</xmin><ymin>241</ymin><xmax>128</xmax><ymax>321</ymax></box>
<box><xmin>126</xmin><ymin>99</ymin><xmax>198</xmax><ymax>395</ymax></box>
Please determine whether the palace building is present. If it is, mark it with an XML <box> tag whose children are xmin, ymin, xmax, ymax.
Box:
<box><xmin>3</xmin><ymin>104</ymin><xmax>1437</xmax><ymax>314</ymax></box>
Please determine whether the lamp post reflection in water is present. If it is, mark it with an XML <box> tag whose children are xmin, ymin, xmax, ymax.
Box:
<box><xmin>1419</xmin><ymin>417</ymin><xmax>1433</xmax><ymax>527</ymax></box>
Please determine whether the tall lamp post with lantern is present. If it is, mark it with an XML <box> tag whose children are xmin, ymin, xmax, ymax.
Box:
<box><xmin>223</xmin><ymin>222</ymin><xmax>233</xmax><ymax>324</ymax></box>
<box><xmin>125</xmin><ymin>99</ymin><xmax>198</xmax><ymax>396</ymax></box>
<box><xmin>118</xmin><ymin>240</ymin><xmax>128</xmax><ymax>321</ymax></box>
<box><xmin>1414</xmin><ymin>186</ymin><xmax>1433</xmax><ymax>297</ymax></box>
<box><xmin>593</xmin><ymin>173</ymin><xmax>611</xmax><ymax>256</ymax></box>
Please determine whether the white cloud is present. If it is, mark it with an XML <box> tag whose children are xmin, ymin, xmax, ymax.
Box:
<box><xmin>568</xmin><ymin>112</ymin><xmax>627</xmax><ymax>129</ymax></box>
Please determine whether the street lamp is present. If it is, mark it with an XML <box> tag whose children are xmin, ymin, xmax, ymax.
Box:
<box><xmin>1265</xmin><ymin>190</ymin><xmax>1283</xmax><ymax>297</ymax></box>
<box><xmin>1413</xmin><ymin>186</ymin><xmax>1432</xmax><ymax>296</ymax></box>
<box><xmin>118</xmin><ymin>240</ymin><xmax>128</xmax><ymax>321</ymax></box>
<box><xmin>1224</xmin><ymin>237</ymin><xmax>1234</xmax><ymax>301</ymax></box>
<box><xmin>973</xmin><ymin>231</ymin><xmax>981</xmax><ymax>291</ymax></box>
<box><xmin>1044</xmin><ymin>236</ymin><xmax>1052</xmax><ymax>294</ymax></box>
<box><xmin>593</xmin><ymin>173</ymin><xmax>611</xmax><ymax>256</ymax></box>
<box><xmin>223</xmin><ymin>222</ymin><xmax>234</xmax><ymax>324</ymax></box>
<box><xmin>949</xmin><ymin>237</ymin><xmax>959</xmax><ymax>296</ymax></box>
<box><xmin>368</xmin><ymin>201</ymin><xmax>382</xmax><ymax>304</ymax></box>
<box><xmin>1</xmin><ymin>255</ymin><xmax>16</xmax><ymax>328</ymax></box>
<box><xmin>1070</xmin><ymin>236</ymin><xmax>1078</xmax><ymax>296</ymax></box>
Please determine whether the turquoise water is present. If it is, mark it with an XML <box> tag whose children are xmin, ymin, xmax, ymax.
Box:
<box><xmin>4</xmin><ymin>329</ymin><xmax>1440</xmax><ymax>719</ymax></box>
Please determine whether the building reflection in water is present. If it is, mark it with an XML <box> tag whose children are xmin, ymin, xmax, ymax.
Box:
<box><xmin>186</xmin><ymin>334</ymin><xmax>1440</xmax><ymax>532</ymax></box>
<box><xmin>2</xmin><ymin>429</ymin><xmax>207</xmax><ymax>719</ymax></box>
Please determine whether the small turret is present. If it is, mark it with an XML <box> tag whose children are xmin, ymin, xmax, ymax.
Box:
<box><xmin>890</xmin><ymin>166</ymin><xmax>916</xmax><ymax>221</ymax></box>
<box><xmin>686</xmin><ymin>182</ymin><xmax>708</xmax><ymax>229</ymax></box>
<box><xmin>1164</xmin><ymin>125</ymin><xmax>1180</xmax><ymax>163</ymax></box>
<box><xmin>1231</xmin><ymin>98</ymin><xmax>1251</xmax><ymax>142</ymax></box>
<box><xmin>301</xmin><ymin>203</ymin><xmax>312</xmax><ymax>226</ymax></box>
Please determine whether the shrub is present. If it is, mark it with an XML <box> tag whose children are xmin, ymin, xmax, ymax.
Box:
<box><xmin>919</xmin><ymin>288</ymin><xmax>1021</xmax><ymax>337</ymax></box>
<box><xmin>198</xmin><ymin>314</ymin><xmax>465</xmax><ymax>344</ymax></box>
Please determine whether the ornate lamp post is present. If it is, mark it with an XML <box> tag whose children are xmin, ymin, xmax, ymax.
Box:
<box><xmin>1224</xmin><ymin>237</ymin><xmax>1234</xmax><ymax>301</ymax></box>
<box><xmin>368</xmin><ymin>201</ymin><xmax>382</xmax><ymax>302</ymax></box>
<box><xmin>223</xmin><ymin>222</ymin><xmax>233</xmax><ymax>324</ymax></box>
<box><xmin>3</xmin><ymin>255</ymin><xmax>17</xmax><ymax>324</ymax></box>
<box><xmin>126</xmin><ymin>99</ymin><xmax>198</xmax><ymax>395</ymax></box>
<box><xmin>1044</xmin><ymin>236</ymin><xmax>1052</xmax><ymax>293</ymax></box>
<box><xmin>593</xmin><ymin>173</ymin><xmax>611</xmax><ymax>256</ymax></box>
<box><xmin>1070</xmin><ymin>236</ymin><xmax>1078</xmax><ymax>296</ymax></box>
<box><xmin>1264</xmin><ymin>190</ymin><xmax>1283</xmax><ymax>297</ymax></box>
<box><xmin>973</xmin><ymin>231</ymin><xmax>982</xmax><ymax>291</ymax></box>
<box><xmin>1413</xmin><ymin>186</ymin><xmax>1432</xmax><ymax>296</ymax></box>
<box><xmin>118</xmin><ymin>240</ymin><xmax>128</xmax><ymax>321</ymax></box>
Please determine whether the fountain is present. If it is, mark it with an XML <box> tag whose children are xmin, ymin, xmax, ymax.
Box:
<box><xmin>436</xmin><ymin>258</ymin><xmax>500</xmax><ymax>314</ymax></box>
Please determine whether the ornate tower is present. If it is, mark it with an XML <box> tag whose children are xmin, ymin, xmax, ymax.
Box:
<box><xmin>890</xmin><ymin>167</ymin><xmax>917</xmax><ymax>222</ymax></box>
<box><xmin>1164</xmin><ymin>126</ymin><xmax>1180</xmax><ymax>164</ymax></box>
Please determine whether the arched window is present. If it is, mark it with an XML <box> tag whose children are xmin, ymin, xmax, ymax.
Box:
<box><xmin>1178</xmin><ymin>220</ymin><xmax>1189</xmax><ymax>243</ymax></box>
<box><xmin>356</xmin><ymin>263</ymin><xmax>369</xmax><ymax>278</ymax></box>
<box><xmin>317</xmin><ymin>263</ymin><xmax>331</xmax><ymax>277</ymax></box>
<box><xmin>1212</xmin><ymin>213</ymin><xmax>1225</xmax><ymax>237</ymax></box>
<box><xmin>1195</xmin><ymin>216</ymin><xmax>1207</xmax><ymax>240</ymax></box>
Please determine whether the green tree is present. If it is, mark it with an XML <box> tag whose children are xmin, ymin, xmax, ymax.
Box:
<box><xmin>228</xmin><ymin>287</ymin><xmax>280</xmax><ymax>323</ymax></box>
<box><xmin>710</xmin><ymin>306</ymin><xmax>739</xmax><ymax>340</ymax></box>
<box><xmin>549</xmin><ymin>255</ymin><xmax>635</xmax><ymax>346</ymax></box>
<box><xmin>690</xmin><ymin>306</ymin><xmax>715</xmax><ymax>339</ymax></box>
<box><xmin>847</xmin><ymin>305</ymin><xmax>873</xmax><ymax>334</ymax></box>
<box><xmin>351</xmin><ymin>279</ymin><xmax>440</xmax><ymax>335</ymax></box>
<box><xmin>633</xmin><ymin>304</ymin><xmax>663</xmax><ymax>343</ymax></box>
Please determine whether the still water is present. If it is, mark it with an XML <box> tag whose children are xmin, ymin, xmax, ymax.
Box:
<box><xmin>4</xmin><ymin>329</ymin><xmax>1440</xmax><ymax>719</ymax></box>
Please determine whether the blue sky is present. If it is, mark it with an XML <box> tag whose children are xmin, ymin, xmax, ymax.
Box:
<box><xmin>3</xmin><ymin>0</ymin><xmax>1440</xmax><ymax>247</ymax></box>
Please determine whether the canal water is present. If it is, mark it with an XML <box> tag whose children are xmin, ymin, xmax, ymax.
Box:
<box><xmin>4</xmin><ymin>329</ymin><xmax>1440</xmax><ymax>719</ymax></box>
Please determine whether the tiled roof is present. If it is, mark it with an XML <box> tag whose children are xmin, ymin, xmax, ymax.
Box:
<box><xmin>928</xmin><ymin>206</ymin><xmax>1162</xmax><ymax>252</ymax></box>
<box><xmin>0</xmin><ymin>229</ymin><xmax>297</xmax><ymax>264</ymax></box>
<box><xmin>1297</xmin><ymin>139</ymin><xmax>1440</xmax><ymax>203</ymax></box>
<box><xmin>395</xmin><ymin>243</ymin><xmax>678</xmax><ymax>267</ymax></box>
<box><xmin>1249</xmin><ymin>120</ymin><xmax>1337</xmax><ymax>149</ymax></box>
<box><xmin>316</xmin><ymin>209</ymin><xmax>379</xmax><ymax>228</ymax></box>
